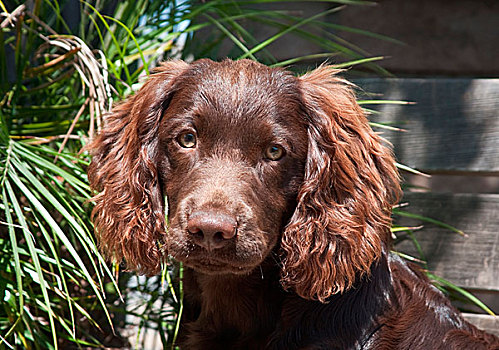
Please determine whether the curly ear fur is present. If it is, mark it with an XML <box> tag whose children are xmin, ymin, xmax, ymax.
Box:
<box><xmin>281</xmin><ymin>66</ymin><xmax>401</xmax><ymax>302</ymax></box>
<box><xmin>87</xmin><ymin>60</ymin><xmax>189</xmax><ymax>274</ymax></box>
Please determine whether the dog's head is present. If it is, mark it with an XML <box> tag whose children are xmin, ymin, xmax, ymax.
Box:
<box><xmin>88</xmin><ymin>59</ymin><xmax>399</xmax><ymax>302</ymax></box>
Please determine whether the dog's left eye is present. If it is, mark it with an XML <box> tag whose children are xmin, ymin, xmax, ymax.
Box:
<box><xmin>265</xmin><ymin>145</ymin><xmax>285</xmax><ymax>161</ymax></box>
<box><xmin>178</xmin><ymin>132</ymin><xmax>197</xmax><ymax>148</ymax></box>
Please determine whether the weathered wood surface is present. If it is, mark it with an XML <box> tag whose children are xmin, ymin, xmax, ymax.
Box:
<box><xmin>394</xmin><ymin>192</ymin><xmax>499</xmax><ymax>291</ymax></box>
<box><xmin>333</xmin><ymin>1</ymin><xmax>499</xmax><ymax>76</ymax></box>
<box><xmin>355</xmin><ymin>78</ymin><xmax>499</xmax><ymax>173</ymax></box>
<box><xmin>463</xmin><ymin>313</ymin><xmax>499</xmax><ymax>336</ymax></box>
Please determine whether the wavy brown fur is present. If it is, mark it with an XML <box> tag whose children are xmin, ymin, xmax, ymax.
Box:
<box><xmin>88</xmin><ymin>59</ymin><xmax>499</xmax><ymax>349</ymax></box>
<box><xmin>281</xmin><ymin>67</ymin><xmax>400</xmax><ymax>301</ymax></box>
<box><xmin>88</xmin><ymin>61</ymin><xmax>189</xmax><ymax>274</ymax></box>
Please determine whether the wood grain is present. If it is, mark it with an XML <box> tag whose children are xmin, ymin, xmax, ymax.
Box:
<box><xmin>394</xmin><ymin>192</ymin><xmax>499</xmax><ymax>291</ymax></box>
<box><xmin>463</xmin><ymin>313</ymin><xmax>499</xmax><ymax>336</ymax></box>
<box><xmin>356</xmin><ymin>78</ymin><xmax>499</xmax><ymax>173</ymax></box>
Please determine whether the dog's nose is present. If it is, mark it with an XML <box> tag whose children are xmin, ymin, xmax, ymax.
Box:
<box><xmin>187</xmin><ymin>211</ymin><xmax>237</xmax><ymax>250</ymax></box>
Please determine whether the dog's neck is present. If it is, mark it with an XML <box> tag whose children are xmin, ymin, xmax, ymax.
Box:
<box><xmin>182</xmin><ymin>261</ymin><xmax>284</xmax><ymax>348</ymax></box>
<box><xmin>182</xmin><ymin>254</ymin><xmax>393</xmax><ymax>349</ymax></box>
<box><xmin>199</xmin><ymin>269</ymin><xmax>281</xmax><ymax>325</ymax></box>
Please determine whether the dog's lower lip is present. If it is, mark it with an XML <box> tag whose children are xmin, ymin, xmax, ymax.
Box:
<box><xmin>185</xmin><ymin>257</ymin><xmax>252</xmax><ymax>272</ymax></box>
<box><xmin>188</xmin><ymin>256</ymin><xmax>233</xmax><ymax>267</ymax></box>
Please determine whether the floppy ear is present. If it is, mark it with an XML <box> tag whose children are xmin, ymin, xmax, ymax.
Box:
<box><xmin>87</xmin><ymin>60</ymin><xmax>189</xmax><ymax>275</ymax></box>
<box><xmin>281</xmin><ymin>66</ymin><xmax>400</xmax><ymax>302</ymax></box>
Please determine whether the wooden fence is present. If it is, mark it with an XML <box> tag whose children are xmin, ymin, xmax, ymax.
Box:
<box><xmin>357</xmin><ymin>78</ymin><xmax>499</xmax><ymax>335</ymax></box>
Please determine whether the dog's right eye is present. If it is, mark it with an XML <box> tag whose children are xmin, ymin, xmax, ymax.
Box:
<box><xmin>177</xmin><ymin>132</ymin><xmax>197</xmax><ymax>148</ymax></box>
<box><xmin>265</xmin><ymin>145</ymin><xmax>285</xmax><ymax>161</ymax></box>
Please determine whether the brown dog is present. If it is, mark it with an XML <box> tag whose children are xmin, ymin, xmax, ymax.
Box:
<box><xmin>88</xmin><ymin>59</ymin><xmax>499</xmax><ymax>349</ymax></box>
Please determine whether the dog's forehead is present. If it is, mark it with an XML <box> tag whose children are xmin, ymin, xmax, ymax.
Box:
<box><xmin>183</xmin><ymin>61</ymin><xmax>302</xmax><ymax>125</ymax></box>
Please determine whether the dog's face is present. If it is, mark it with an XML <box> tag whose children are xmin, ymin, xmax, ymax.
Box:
<box><xmin>88</xmin><ymin>59</ymin><xmax>399</xmax><ymax>301</ymax></box>
<box><xmin>157</xmin><ymin>61</ymin><xmax>308</xmax><ymax>274</ymax></box>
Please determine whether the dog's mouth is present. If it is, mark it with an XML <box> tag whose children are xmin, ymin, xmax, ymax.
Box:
<box><xmin>181</xmin><ymin>256</ymin><xmax>255</xmax><ymax>275</ymax></box>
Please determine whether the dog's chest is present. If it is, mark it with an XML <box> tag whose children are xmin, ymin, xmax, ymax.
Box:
<box><xmin>183</xmin><ymin>271</ymin><xmax>284</xmax><ymax>348</ymax></box>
